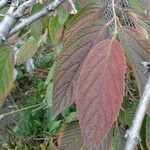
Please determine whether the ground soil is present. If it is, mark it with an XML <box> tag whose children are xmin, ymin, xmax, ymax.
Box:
<box><xmin>0</xmin><ymin>97</ymin><xmax>19</xmax><ymax>146</ymax></box>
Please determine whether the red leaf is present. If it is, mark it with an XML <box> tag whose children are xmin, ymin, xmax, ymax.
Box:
<box><xmin>74</xmin><ymin>39</ymin><xmax>126</xmax><ymax>149</ymax></box>
<box><xmin>52</xmin><ymin>1</ymin><xmax>109</xmax><ymax>117</ymax></box>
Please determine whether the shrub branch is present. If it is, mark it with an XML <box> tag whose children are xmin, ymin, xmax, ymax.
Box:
<box><xmin>0</xmin><ymin>0</ymin><xmax>8</xmax><ymax>9</ymax></box>
<box><xmin>111</xmin><ymin>0</ymin><xmax>118</xmax><ymax>36</ymax></box>
<box><xmin>0</xmin><ymin>0</ymin><xmax>66</xmax><ymax>45</ymax></box>
<box><xmin>0</xmin><ymin>0</ymin><xmax>37</xmax><ymax>45</ymax></box>
<box><xmin>10</xmin><ymin>0</ymin><xmax>66</xmax><ymax>36</ymax></box>
<box><xmin>125</xmin><ymin>73</ymin><xmax>150</xmax><ymax>150</ymax></box>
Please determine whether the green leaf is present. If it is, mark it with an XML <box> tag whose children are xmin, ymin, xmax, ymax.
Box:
<box><xmin>30</xmin><ymin>20</ymin><xmax>43</xmax><ymax>41</ymax></box>
<box><xmin>31</xmin><ymin>3</ymin><xmax>48</xmax><ymax>30</ymax></box>
<box><xmin>0</xmin><ymin>45</ymin><xmax>14</xmax><ymax>105</ymax></box>
<box><xmin>38</xmin><ymin>29</ymin><xmax>49</xmax><ymax>46</ymax></box>
<box><xmin>140</xmin><ymin>117</ymin><xmax>148</xmax><ymax>150</ymax></box>
<box><xmin>16</xmin><ymin>37</ymin><xmax>38</xmax><ymax>65</ymax></box>
<box><xmin>146</xmin><ymin>116</ymin><xmax>150</xmax><ymax>149</ymax></box>
<box><xmin>49</xmin><ymin>120</ymin><xmax>62</xmax><ymax>134</ymax></box>
<box><xmin>119</xmin><ymin>101</ymin><xmax>138</xmax><ymax>126</ymax></box>
<box><xmin>128</xmin><ymin>0</ymin><xmax>144</xmax><ymax>11</ymax></box>
<box><xmin>49</xmin><ymin>16</ymin><xmax>60</xmax><ymax>45</ymax></box>
<box><xmin>58</xmin><ymin>7</ymin><xmax>69</xmax><ymax>26</ymax></box>
<box><xmin>65</xmin><ymin>112</ymin><xmax>77</xmax><ymax>123</ymax></box>
<box><xmin>31</xmin><ymin>3</ymin><xmax>43</xmax><ymax>13</ymax></box>
<box><xmin>45</xmin><ymin>63</ymin><xmax>56</xmax><ymax>86</ymax></box>
<box><xmin>45</xmin><ymin>64</ymin><xmax>56</xmax><ymax>107</ymax></box>
<box><xmin>112</xmin><ymin>128</ymin><xmax>122</xmax><ymax>150</ymax></box>
<box><xmin>45</xmin><ymin>82</ymin><xmax>53</xmax><ymax>107</ymax></box>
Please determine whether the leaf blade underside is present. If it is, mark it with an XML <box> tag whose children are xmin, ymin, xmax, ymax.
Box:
<box><xmin>74</xmin><ymin>39</ymin><xmax>126</xmax><ymax>150</ymax></box>
<box><xmin>52</xmin><ymin>1</ymin><xmax>110</xmax><ymax>117</ymax></box>
<box><xmin>121</xmin><ymin>27</ymin><xmax>150</xmax><ymax>93</ymax></box>
<box><xmin>58</xmin><ymin>121</ymin><xmax>113</xmax><ymax>150</ymax></box>
<box><xmin>58</xmin><ymin>121</ymin><xmax>84</xmax><ymax>150</ymax></box>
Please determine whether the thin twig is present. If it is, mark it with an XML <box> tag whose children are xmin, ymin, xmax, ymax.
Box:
<box><xmin>0</xmin><ymin>101</ymin><xmax>46</xmax><ymax>120</ymax></box>
<box><xmin>9</xmin><ymin>0</ymin><xmax>66</xmax><ymax>36</ymax></box>
<box><xmin>68</xmin><ymin>0</ymin><xmax>77</xmax><ymax>14</ymax></box>
<box><xmin>13</xmin><ymin>0</ymin><xmax>37</xmax><ymax>18</ymax></box>
<box><xmin>111</xmin><ymin>0</ymin><xmax>118</xmax><ymax>35</ymax></box>
<box><xmin>0</xmin><ymin>0</ymin><xmax>8</xmax><ymax>9</ymax></box>
<box><xmin>125</xmin><ymin>74</ymin><xmax>150</xmax><ymax>150</ymax></box>
<box><xmin>0</xmin><ymin>0</ymin><xmax>37</xmax><ymax>45</ymax></box>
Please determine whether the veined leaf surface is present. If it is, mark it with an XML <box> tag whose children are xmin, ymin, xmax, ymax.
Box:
<box><xmin>121</xmin><ymin>27</ymin><xmax>150</xmax><ymax>93</ymax></box>
<box><xmin>16</xmin><ymin>37</ymin><xmax>38</xmax><ymax>65</ymax></box>
<box><xmin>58</xmin><ymin>121</ymin><xmax>84</xmax><ymax>150</ymax></box>
<box><xmin>52</xmin><ymin>1</ymin><xmax>110</xmax><ymax>117</ymax></box>
<box><xmin>58</xmin><ymin>121</ymin><xmax>112</xmax><ymax>150</ymax></box>
<box><xmin>74</xmin><ymin>39</ymin><xmax>126</xmax><ymax>149</ymax></box>
<box><xmin>0</xmin><ymin>45</ymin><xmax>14</xmax><ymax>105</ymax></box>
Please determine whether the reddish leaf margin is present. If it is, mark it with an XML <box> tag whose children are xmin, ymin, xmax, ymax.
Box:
<box><xmin>74</xmin><ymin>39</ymin><xmax>127</xmax><ymax>149</ymax></box>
